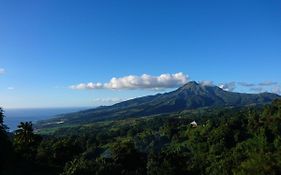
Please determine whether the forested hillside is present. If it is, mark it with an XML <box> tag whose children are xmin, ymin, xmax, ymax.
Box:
<box><xmin>37</xmin><ymin>82</ymin><xmax>280</xmax><ymax>129</ymax></box>
<box><xmin>1</xmin><ymin>99</ymin><xmax>281</xmax><ymax>175</ymax></box>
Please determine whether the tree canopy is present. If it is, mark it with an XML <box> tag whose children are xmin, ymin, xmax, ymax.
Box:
<box><xmin>1</xmin><ymin>99</ymin><xmax>281</xmax><ymax>175</ymax></box>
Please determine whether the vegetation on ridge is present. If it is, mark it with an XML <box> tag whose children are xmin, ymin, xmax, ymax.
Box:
<box><xmin>1</xmin><ymin>99</ymin><xmax>281</xmax><ymax>174</ymax></box>
<box><xmin>36</xmin><ymin>82</ymin><xmax>280</xmax><ymax>129</ymax></box>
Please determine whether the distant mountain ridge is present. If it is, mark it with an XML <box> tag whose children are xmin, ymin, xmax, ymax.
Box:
<box><xmin>37</xmin><ymin>81</ymin><xmax>280</xmax><ymax>128</ymax></box>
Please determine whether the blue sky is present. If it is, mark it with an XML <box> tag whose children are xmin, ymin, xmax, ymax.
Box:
<box><xmin>0</xmin><ymin>0</ymin><xmax>281</xmax><ymax>108</ymax></box>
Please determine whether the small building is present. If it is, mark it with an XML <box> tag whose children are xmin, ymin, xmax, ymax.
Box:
<box><xmin>190</xmin><ymin>121</ymin><xmax>197</xmax><ymax>128</ymax></box>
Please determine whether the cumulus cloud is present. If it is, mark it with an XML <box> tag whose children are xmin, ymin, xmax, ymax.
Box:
<box><xmin>70</xmin><ymin>82</ymin><xmax>104</xmax><ymax>90</ymax></box>
<box><xmin>199</xmin><ymin>80</ymin><xmax>214</xmax><ymax>86</ymax></box>
<box><xmin>70</xmin><ymin>72</ymin><xmax>189</xmax><ymax>90</ymax></box>
<box><xmin>0</xmin><ymin>68</ymin><xmax>5</xmax><ymax>75</ymax></box>
<box><xmin>219</xmin><ymin>82</ymin><xmax>236</xmax><ymax>91</ymax></box>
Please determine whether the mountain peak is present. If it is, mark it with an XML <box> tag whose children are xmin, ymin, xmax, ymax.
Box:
<box><xmin>187</xmin><ymin>81</ymin><xmax>199</xmax><ymax>85</ymax></box>
<box><xmin>181</xmin><ymin>81</ymin><xmax>199</xmax><ymax>88</ymax></box>
<box><xmin>37</xmin><ymin>81</ymin><xmax>280</xmax><ymax>128</ymax></box>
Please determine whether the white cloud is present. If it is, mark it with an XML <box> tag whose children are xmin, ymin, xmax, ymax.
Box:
<box><xmin>92</xmin><ymin>98</ymin><xmax>127</xmax><ymax>103</ymax></box>
<box><xmin>219</xmin><ymin>82</ymin><xmax>236</xmax><ymax>91</ymax></box>
<box><xmin>238</xmin><ymin>82</ymin><xmax>255</xmax><ymax>87</ymax></box>
<box><xmin>249</xmin><ymin>87</ymin><xmax>264</xmax><ymax>93</ymax></box>
<box><xmin>199</xmin><ymin>80</ymin><xmax>214</xmax><ymax>86</ymax></box>
<box><xmin>258</xmin><ymin>81</ymin><xmax>278</xmax><ymax>86</ymax></box>
<box><xmin>0</xmin><ymin>68</ymin><xmax>5</xmax><ymax>75</ymax></box>
<box><xmin>236</xmin><ymin>81</ymin><xmax>280</xmax><ymax>94</ymax></box>
<box><xmin>7</xmin><ymin>87</ymin><xmax>15</xmax><ymax>90</ymax></box>
<box><xmin>70</xmin><ymin>72</ymin><xmax>189</xmax><ymax>90</ymax></box>
<box><xmin>238</xmin><ymin>81</ymin><xmax>278</xmax><ymax>87</ymax></box>
<box><xmin>271</xmin><ymin>85</ymin><xmax>281</xmax><ymax>95</ymax></box>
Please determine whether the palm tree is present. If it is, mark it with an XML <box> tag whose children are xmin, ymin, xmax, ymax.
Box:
<box><xmin>14</xmin><ymin>121</ymin><xmax>41</xmax><ymax>161</ymax></box>
<box><xmin>14</xmin><ymin>121</ymin><xmax>35</xmax><ymax>145</ymax></box>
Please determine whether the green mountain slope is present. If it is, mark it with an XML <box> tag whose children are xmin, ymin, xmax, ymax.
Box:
<box><xmin>36</xmin><ymin>81</ymin><xmax>280</xmax><ymax>128</ymax></box>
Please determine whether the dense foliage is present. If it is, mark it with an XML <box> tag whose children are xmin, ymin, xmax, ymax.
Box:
<box><xmin>1</xmin><ymin>99</ymin><xmax>281</xmax><ymax>174</ymax></box>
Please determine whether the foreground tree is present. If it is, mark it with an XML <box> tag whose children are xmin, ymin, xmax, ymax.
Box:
<box><xmin>0</xmin><ymin>108</ymin><xmax>13</xmax><ymax>174</ymax></box>
<box><xmin>15</xmin><ymin>122</ymin><xmax>35</xmax><ymax>144</ymax></box>
<box><xmin>14</xmin><ymin>121</ymin><xmax>41</xmax><ymax>161</ymax></box>
<box><xmin>61</xmin><ymin>157</ymin><xmax>96</xmax><ymax>175</ymax></box>
<box><xmin>110</xmin><ymin>140</ymin><xmax>147</xmax><ymax>175</ymax></box>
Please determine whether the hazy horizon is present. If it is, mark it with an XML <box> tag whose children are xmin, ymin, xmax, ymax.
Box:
<box><xmin>4</xmin><ymin>106</ymin><xmax>92</xmax><ymax>131</ymax></box>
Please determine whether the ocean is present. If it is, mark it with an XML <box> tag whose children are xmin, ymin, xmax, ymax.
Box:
<box><xmin>3</xmin><ymin>107</ymin><xmax>90</xmax><ymax>131</ymax></box>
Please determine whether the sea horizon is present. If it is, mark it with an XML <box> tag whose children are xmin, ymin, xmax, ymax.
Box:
<box><xmin>3</xmin><ymin>106</ymin><xmax>92</xmax><ymax>131</ymax></box>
